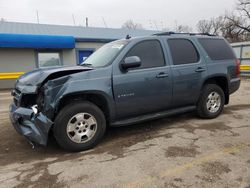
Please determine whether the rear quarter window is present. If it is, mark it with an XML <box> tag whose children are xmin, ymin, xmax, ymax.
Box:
<box><xmin>198</xmin><ymin>38</ymin><xmax>236</xmax><ymax>60</ymax></box>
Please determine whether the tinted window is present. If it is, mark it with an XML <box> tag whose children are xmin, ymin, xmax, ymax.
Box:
<box><xmin>38</xmin><ymin>52</ymin><xmax>61</xmax><ymax>68</ymax></box>
<box><xmin>126</xmin><ymin>40</ymin><xmax>165</xmax><ymax>69</ymax></box>
<box><xmin>168</xmin><ymin>39</ymin><xmax>199</xmax><ymax>65</ymax></box>
<box><xmin>198</xmin><ymin>39</ymin><xmax>235</xmax><ymax>60</ymax></box>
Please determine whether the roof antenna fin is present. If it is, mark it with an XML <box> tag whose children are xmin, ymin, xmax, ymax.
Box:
<box><xmin>126</xmin><ymin>34</ymin><xmax>131</xmax><ymax>39</ymax></box>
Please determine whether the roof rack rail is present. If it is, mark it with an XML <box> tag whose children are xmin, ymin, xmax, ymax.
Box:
<box><xmin>152</xmin><ymin>32</ymin><xmax>216</xmax><ymax>37</ymax></box>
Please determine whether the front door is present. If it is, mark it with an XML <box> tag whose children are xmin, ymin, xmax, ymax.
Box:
<box><xmin>113</xmin><ymin>40</ymin><xmax>173</xmax><ymax>119</ymax></box>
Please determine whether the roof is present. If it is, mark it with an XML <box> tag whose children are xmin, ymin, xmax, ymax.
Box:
<box><xmin>0</xmin><ymin>21</ymin><xmax>156</xmax><ymax>42</ymax></box>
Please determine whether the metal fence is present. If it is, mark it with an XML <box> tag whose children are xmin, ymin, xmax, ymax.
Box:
<box><xmin>231</xmin><ymin>42</ymin><xmax>250</xmax><ymax>74</ymax></box>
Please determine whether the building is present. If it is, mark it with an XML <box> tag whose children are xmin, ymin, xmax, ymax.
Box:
<box><xmin>0</xmin><ymin>21</ymin><xmax>156</xmax><ymax>89</ymax></box>
<box><xmin>231</xmin><ymin>41</ymin><xmax>250</xmax><ymax>74</ymax></box>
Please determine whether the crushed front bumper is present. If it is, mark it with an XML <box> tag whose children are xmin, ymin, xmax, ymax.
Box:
<box><xmin>9</xmin><ymin>103</ymin><xmax>53</xmax><ymax>146</ymax></box>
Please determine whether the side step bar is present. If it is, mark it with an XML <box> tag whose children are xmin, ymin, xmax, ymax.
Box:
<box><xmin>111</xmin><ymin>106</ymin><xmax>196</xmax><ymax>127</ymax></box>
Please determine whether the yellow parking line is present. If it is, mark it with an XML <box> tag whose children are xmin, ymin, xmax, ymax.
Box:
<box><xmin>0</xmin><ymin>72</ymin><xmax>24</xmax><ymax>80</ymax></box>
<box><xmin>125</xmin><ymin>141</ymin><xmax>250</xmax><ymax>188</ymax></box>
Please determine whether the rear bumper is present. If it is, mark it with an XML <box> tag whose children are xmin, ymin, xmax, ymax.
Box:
<box><xmin>9</xmin><ymin>103</ymin><xmax>53</xmax><ymax>146</ymax></box>
<box><xmin>229</xmin><ymin>77</ymin><xmax>241</xmax><ymax>94</ymax></box>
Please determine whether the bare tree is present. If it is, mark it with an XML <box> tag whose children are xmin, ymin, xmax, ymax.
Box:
<box><xmin>196</xmin><ymin>16</ymin><xmax>225</xmax><ymax>35</ymax></box>
<box><xmin>237</xmin><ymin>0</ymin><xmax>250</xmax><ymax>32</ymax></box>
<box><xmin>175</xmin><ymin>25</ymin><xmax>193</xmax><ymax>33</ymax></box>
<box><xmin>122</xmin><ymin>20</ymin><xmax>144</xmax><ymax>30</ymax></box>
<box><xmin>196</xmin><ymin>0</ymin><xmax>250</xmax><ymax>42</ymax></box>
<box><xmin>225</xmin><ymin>0</ymin><xmax>250</xmax><ymax>41</ymax></box>
<box><xmin>197</xmin><ymin>19</ymin><xmax>213</xmax><ymax>34</ymax></box>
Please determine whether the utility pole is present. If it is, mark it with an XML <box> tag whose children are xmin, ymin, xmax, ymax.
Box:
<box><xmin>72</xmin><ymin>14</ymin><xmax>76</xmax><ymax>26</ymax></box>
<box><xmin>85</xmin><ymin>17</ymin><xmax>88</xmax><ymax>27</ymax></box>
<box><xmin>36</xmin><ymin>10</ymin><xmax>40</xmax><ymax>24</ymax></box>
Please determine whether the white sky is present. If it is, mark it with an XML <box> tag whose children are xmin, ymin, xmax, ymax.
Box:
<box><xmin>0</xmin><ymin>0</ymin><xmax>237</xmax><ymax>30</ymax></box>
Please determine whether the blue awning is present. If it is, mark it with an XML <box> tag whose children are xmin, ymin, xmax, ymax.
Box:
<box><xmin>0</xmin><ymin>33</ymin><xmax>75</xmax><ymax>49</ymax></box>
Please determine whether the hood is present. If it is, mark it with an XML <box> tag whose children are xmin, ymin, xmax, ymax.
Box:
<box><xmin>16</xmin><ymin>66</ymin><xmax>93</xmax><ymax>92</ymax></box>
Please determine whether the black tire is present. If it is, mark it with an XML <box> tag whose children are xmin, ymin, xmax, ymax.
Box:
<box><xmin>54</xmin><ymin>101</ymin><xmax>106</xmax><ymax>152</ymax></box>
<box><xmin>197</xmin><ymin>84</ymin><xmax>225</xmax><ymax>119</ymax></box>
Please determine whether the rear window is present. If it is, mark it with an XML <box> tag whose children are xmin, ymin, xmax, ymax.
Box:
<box><xmin>198</xmin><ymin>38</ymin><xmax>236</xmax><ymax>60</ymax></box>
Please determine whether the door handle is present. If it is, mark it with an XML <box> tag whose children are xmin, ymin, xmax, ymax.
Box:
<box><xmin>195</xmin><ymin>67</ymin><xmax>206</xmax><ymax>73</ymax></box>
<box><xmin>156</xmin><ymin>72</ymin><xmax>169</xmax><ymax>78</ymax></box>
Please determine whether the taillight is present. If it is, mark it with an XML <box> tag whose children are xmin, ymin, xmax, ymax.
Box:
<box><xmin>235</xmin><ymin>59</ymin><xmax>240</xmax><ymax>77</ymax></box>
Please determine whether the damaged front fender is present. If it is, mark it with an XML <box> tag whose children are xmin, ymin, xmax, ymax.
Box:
<box><xmin>41</xmin><ymin>67</ymin><xmax>115</xmax><ymax>121</ymax></box>
<box><xmin>9</xmin><ymin>103</ymin><xmax>53</xmax><ymax>146</ymax></box>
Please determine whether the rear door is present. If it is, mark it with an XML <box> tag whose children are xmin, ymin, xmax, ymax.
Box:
<box><xmin>167</xmin><ymin>38</ymin><xmax>207</xmax><ymax>107</ymax></box>
<box><xmin>112</xmin><ymin>39</ymin><xmax>173</xmax><ymax>119</ymax></box>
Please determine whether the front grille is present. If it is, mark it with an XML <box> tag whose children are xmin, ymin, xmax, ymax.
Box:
<box><xmin>12</xmin><ymin>89</ymin><xmax>21</xmax><ymax>106</ymax></box>
<box><xmin>12</xmin><ymin>89</ymin><xmax>37</xmax><ymax>107</ymax></box>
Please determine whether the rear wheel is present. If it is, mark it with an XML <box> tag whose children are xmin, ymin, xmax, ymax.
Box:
<box><xmin>54</xmin><ymin>101</ymin><xmax>106</xmax><ymax>152</ymax></box>
<box><xmin>197</xmin><ymin>84</ymin><xmax>225</xmax><ymax>119</ymax></box>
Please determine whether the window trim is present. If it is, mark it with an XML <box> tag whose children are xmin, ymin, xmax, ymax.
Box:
<box><xmin>167</xmin><ymin>38</ymin><xmax>200</xmax><ymax>66</ymax></box>
<box><xmin>123</xmin><ymin>39</ymin><xmax>166</xmax><ymax>71</ymax></box>
<box><xmin>35</xmin><ymin>50</ymin><xmax>63</xmax><ymax>68</ymax></box>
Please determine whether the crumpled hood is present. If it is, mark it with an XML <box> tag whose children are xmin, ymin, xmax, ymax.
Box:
<box><xmin>15</xmin><ymin>66</ymin><xmax>93</xmax><ymax>93</ymax></box>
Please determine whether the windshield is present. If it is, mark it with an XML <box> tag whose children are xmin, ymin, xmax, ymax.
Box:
<box><xmin>81</xmin><ymin>40</ymin><xmax>128</xmax><ymax>68</ymax></box>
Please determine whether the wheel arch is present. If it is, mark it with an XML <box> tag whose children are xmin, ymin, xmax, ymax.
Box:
<box><xmin>55</xmin><ymin>91</ymin><xmax>114</xmax><ymax>123</ymax></box>
<box><xmin>202</xmin><ymin>75</ymin><xmax>229</xmax><ymax>104</ymax></box>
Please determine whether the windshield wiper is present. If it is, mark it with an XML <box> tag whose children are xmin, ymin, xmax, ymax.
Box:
<box><xmin>80</xmin><ymin>63</ymin><xmax>93</xmax><ymax>67</ymax></box>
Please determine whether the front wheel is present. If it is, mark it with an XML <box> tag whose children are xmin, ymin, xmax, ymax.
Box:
<box><xmin>197</xmin><ymin>84</ymin><xmax>225</xmax><ymax>119</ymax></box>
<box><xmin>54</xmin><ymin>101</ymin><xmax>106</xmax><ymax>152</ymax></box>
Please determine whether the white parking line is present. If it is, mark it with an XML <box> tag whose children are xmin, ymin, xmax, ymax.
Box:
<box><xmin>0</xmin><ymin>112</ymin><xmax>9</xmax><ymax>116</ymax></box>
<box><xmin>0</xmin><ymin>92</ymin><xmax>11</xmax><ymax>96</ymax></box>
<box><xmin>0</xmin><ymin>97</ymin><xmax>12</xmax><ymax>100</ymax></box>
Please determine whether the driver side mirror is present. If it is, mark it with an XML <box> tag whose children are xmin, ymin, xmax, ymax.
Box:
<box><xmin>121</xmin><ymin>56</ymin><xmax>141</xmax><ymax>70</ymax></box>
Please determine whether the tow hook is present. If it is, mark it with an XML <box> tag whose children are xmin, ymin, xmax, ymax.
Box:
<box><xmin>31</xmin><ymin>105</ymin><xmax>38</xmax><ymax>115</ymax></box>
<box><xmin>27</xmin><ymin>139</ymin><xmax>35</xmax><ymax>149</ymax></box>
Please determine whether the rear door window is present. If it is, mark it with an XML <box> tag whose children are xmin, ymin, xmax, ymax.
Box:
<box><xmin>198</xmin><ymin>38</ymin><xmax>236</xmax><ymax>60</ymax></box>
<box><xmin>168</xmin><ymin>39</ymin><xmax>199</xmax><ymax>65</ymax></box>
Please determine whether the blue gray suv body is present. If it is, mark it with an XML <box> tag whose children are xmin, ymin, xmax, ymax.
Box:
<box><xmin>10</xmin><ymin>33</ymin><xmax>241</xmax><ymax>151</ymax></box>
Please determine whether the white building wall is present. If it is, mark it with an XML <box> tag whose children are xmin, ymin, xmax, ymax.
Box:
<box><xmin>0</xmin><ymin>42</ymin><xmax>107</xmax><ymax>89</ymax></box>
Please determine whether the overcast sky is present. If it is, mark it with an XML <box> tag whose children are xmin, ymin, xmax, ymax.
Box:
<box><xmin>0</xmin><ymin>0</ymin><xmax>237</xmax><ymax>30</ymax></box>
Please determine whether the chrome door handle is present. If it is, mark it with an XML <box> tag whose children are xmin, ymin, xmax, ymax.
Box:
<box><xmin>156</xmin><ymin>72</ymin><xmax>169</xmax><ymax>78</ymax></box>
<box><xmin>195</xmin><ymin>67</ymin><xmax>206</xmax><ymax>72</ymax></box>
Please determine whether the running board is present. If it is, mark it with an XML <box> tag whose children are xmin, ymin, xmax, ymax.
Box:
<box><xmin>111</xmin><ymin>106</ymin><xmax>196</xmax><ymax>126</ymax></box>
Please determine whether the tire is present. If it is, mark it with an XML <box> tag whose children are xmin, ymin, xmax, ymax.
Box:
<box><xmin>197</xmin><ymin>84</ymin><xmax>225</xmax><ymax>119</ymax></box>
<box><xmin>54</xmin><ymin>101</ymin><xmax>106</xmax><ymax>152</ymax></box>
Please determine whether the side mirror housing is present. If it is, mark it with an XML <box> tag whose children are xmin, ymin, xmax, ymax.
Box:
<box><xmin>121</xmin><ymin>56</ymin><xmax>141</xmax><ymax>70</ymax></box>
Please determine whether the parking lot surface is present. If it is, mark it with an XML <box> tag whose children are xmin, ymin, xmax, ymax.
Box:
<box><xmin>0</xmin><ymin>78</ymin><xmax>250</xmax><ymax>188</ymax></box>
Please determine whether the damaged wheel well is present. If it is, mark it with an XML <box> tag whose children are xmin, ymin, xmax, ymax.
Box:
<box><xmin>56</xmin><ymin>93</ymin><xmax>110</xmax><ymax>123</ymax></box>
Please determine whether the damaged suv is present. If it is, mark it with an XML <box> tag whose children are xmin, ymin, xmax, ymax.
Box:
<box><xmin>10</xmin><ymin>32</ymin><xmax>240</xmax><ymax>151</ymax></box>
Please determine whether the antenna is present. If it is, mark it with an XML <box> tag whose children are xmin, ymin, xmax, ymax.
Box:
<box><xmin>72</xmin><ymin>14</ymin><xmax>76</xmax><ymax>26</ymax></box>
<box><xmin>36</xmin><ymin>10</ymin><xmax>40</xmax><ymax>24</ymax></box>
<box><xmin>126</xmin><ymin>34</ymin><xmax>131</xmax><ymax>39</ymax></box>
<box><xmin>153</xmin><ymin>20</ymin><xmax>159</xmax><ymax>31</ymax></box>
<box><xmin>102</xmin><ymin>17</ymin><xmax>108</xmax><ymax>28</ymax></box>
<box><xmin>85</xmin><ymin>17</ymin><xmax>89</xmax><ymax>27</ymax></box>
